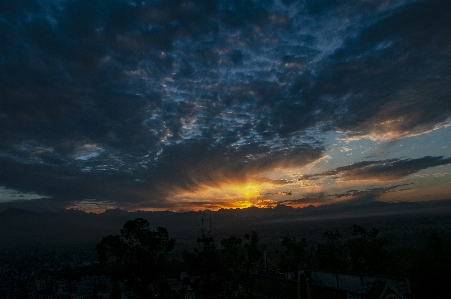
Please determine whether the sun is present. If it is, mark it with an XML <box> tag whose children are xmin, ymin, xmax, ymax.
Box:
<box><xmin>169</xmin><ymin>180</ymin><xmax>274</xmax><ymax>210</ymax></box>
<box><xmin>227</xmin><ymin>182</ymin><xmax>262</xmax><ymax>200</ymax></box>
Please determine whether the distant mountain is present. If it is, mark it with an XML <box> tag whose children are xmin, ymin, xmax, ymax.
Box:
<box><xmin>1</xmin><ymin>199</ymin><xmax>451</xmax><ymax>248</ymax></box>
<box><xmin>0</xmin><ymin>208</ymin><xmax>36</xmax><ymax>217</ymax></box>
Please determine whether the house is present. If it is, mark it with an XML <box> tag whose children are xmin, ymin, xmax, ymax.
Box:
<box><xmin>268</xmin><ymin>270</ymin><xmax>410</xmax><ymax>299</ymax></box>
<box><xmin>308</xmin><ymin>271</ymin><xmax>410</xmax><ymax>299</ymax></box>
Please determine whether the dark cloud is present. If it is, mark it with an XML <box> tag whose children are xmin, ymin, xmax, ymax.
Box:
<box><xmin>330</xmin><ymin>184</ymin><xmax>414</xmax><ymax>203</ymax></box>
<box><xmin>315</xmin><ymin>0</ymin><xmax>451</xmax><ymax>138</ymax></box>
<box><xmin>146</xmin><ymin>138</ymin><xmax>323</xmax><ymax>199</ymax></box>
<box><xmin>261</xmin><ymin>191</ymin><xmax>292</xmax><ymax>196</ymax></box>
<box><xmin>282</xmin><ymin>192</ymin><xmax>328</xmax><ymax>205</ymax></box>
<box><xmin>284</xmin><ymin>184</ymin><xmax>413</xmax><ymax>206</ymax></box>
<box><xmin>1</xmin><ymin>0</ymin><xmax>450</xmax><ymax>210</ymax></box>
<box><xmin>303</xmin><ymin>156</ymin><xmax>451</xmax><ymax>182</ymax></box>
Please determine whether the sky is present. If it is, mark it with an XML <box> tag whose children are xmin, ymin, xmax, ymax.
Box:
<box><xmin>1</xmin><ymin>0</ymin><xmax>451</xmax><ymax>213</ymax></box>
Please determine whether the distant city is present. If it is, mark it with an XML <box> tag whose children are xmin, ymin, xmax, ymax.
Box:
<box><xmin>1</xmin><ymin>200</ymin><xmax>451</xmax><ymax>298</ymax></box>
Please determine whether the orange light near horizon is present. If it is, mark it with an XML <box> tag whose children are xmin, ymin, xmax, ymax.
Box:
<box><xmin>169</xmin><ymin>200</ymin><xmax>257</xmax><ymax>212</ymax></box>
<box><xmin>285</xmin><ymin>202</ymin><xmax>320</xmax><ymax>209</ymax></box>
<box><xmin>65</xmin><ymin>199</ymin><xmax>118</xmax><ymax>214</ymax></box>
<box><xmin>233</xmin><ymin>182</ymin><xmax>262</xmax><ymax>200</ymax></box>
<box><xmin>169</xmin><ymin>180</ymin><xmax>276</xmax><ymax>210</ymax></box>
<box><xmin>177</xmin><ymin>181</ymin><xmax>266</xmax><ymax>200</ymax></box>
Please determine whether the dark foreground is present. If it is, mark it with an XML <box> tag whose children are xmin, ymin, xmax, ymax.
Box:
<box><xmin>1</xmin><ymin>202</ymin><xmax>451</xmax><ymax>298</ymax></box>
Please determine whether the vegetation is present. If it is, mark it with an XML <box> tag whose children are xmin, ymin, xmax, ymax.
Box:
<box><xmin>96</xmin><ymin>218</ymin><xmax>176</xmax><ymax>298</ymax></box>
<box><xmin>43</xmin><ymin>219</ymin><xmax>451</xmax><ymax>298</ymax></box>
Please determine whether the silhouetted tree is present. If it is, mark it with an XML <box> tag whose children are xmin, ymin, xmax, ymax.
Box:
<box><xmin>220</xmin><ymin>236</ymin><xmax>246</xmax><ymax>298</ymax></box>
<box><xmin>279</xmin><ymin>237</ymin><xmax>308</xmax><ymax>299</ymax></box>
<box><xmin>316</xmin><ymin>230</ymin><xmax>349</xmax><ymax>272</ymax></box>
<box><xmin>96</xmin><ymin>218</ymin><xmax>175</xmax><ymax>299</ymax></box>
<box><xmin>410</xmin><ymin>233</ymin><xmax>451</xmax><ymax>299</ymax></box>
<box><xmin>182</xmin><ymin>216</ymin><xmax>223</xmax><ymax>299</ymax></box>
<box><xmin>279</xmin><ymin>237</ymin><xmax>308</xmax><ymax>275</ymax></box>
<box><xmin>345</xmin><ymin>224</ymin><xmax>389</xmax><ymax>274</ymax></box>
<box><xmin>243</xmin><ymin>231</ymin><xmax>262</xmax><ymax>298</ymax></box>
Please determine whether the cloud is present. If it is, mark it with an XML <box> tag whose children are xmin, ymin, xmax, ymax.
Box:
<box><xmin>146</xmin><ymin>138</ymin><xmax>323</xmax><ymax>199</ymax></box>
<box><xmin>282</xmin><ymin>192</ymin><xmax>329</xmax><ymax>205</ymax></box>
<box><xmin>315</xmin><ymin>0</ymin><xmax>451</xmax><ymax>140</ymax></box>
<box><xmin>302</xmin><ymin>156</ymin><xmax>451</xmax><ymax>182</ymax></box>
<box><xmin>260</xmin><ymin>191</ymin><xmax>292</xmax><ymax>196</ymax></box>
<box><xmin>0</xmin><ymin>0</ymin><xmax>450</xmax><ymax>210</ymax></box>
<box><xmin>283</xmin><ymin>183</ymin><xmax>413</xmax><ymax>206</ymax></box>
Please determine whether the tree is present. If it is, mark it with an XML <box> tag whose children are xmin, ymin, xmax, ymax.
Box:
<box><xmin>243</xmin><ymin>231</ymin><xmax>262</xmax><ymax>298</ymax></box>
<box><xmin>182</xmin><ymin>216</ymin><xmax>223</xmax><ymax>299</ymax></box>
<box><xmin>279</xmin><ymin>237</ymin><xmax>308</xmax><ymax>276</ymax></box>
<box><xmin>410</xmin><ymin>233</ymin><xmax>451</xmax><ymax>298</ymax></box>
<box><xmin>345</xmin><ymin>224</ymin><xmax>389</xmax><ymax>274</ymax></box>
<box><xmin>316</xmin><ymin>230</ymin><xmax>349</xmax><ymax>272</ymax></box>
<box><xmin>279</xmin><ymin>237</ymin><xmax>309</xmax><ymax>299</ymax></box>
<box><xmin>220</xmin><ymin>236</ymin><xmax>246</xmax><ymax>299</ymax></box>
<box><xmin>96</xmin><ymin>218</ymin><xmax>175</xmax><ymax>298</ymax></box>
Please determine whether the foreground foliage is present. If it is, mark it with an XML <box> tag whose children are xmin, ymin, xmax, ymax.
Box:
<box><xmin>53</xmin><ymin>219</ymin><xmax>451</xmax><ymax>298</ymax></box>
<box><xmin>96</xmin><ymin>218</ymin><xmax>176</xmax><ymax>298</ymax></box>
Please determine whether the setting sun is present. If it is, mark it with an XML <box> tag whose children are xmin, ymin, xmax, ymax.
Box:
<box><xmin>168</xmin><ymin>180</ymin><xmax>277</xmax><ymax>211</ymax></box>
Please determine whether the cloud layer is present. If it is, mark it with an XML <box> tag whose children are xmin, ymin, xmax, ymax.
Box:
<box><xmin>300</xmin><ymin>156</ymin><xmax>451</xmax><ymax>182</ymax></box>
<box><xmin>1</xmin><ymin>0</ymin><xmax>451</xmax><ymax>210</ymax></box>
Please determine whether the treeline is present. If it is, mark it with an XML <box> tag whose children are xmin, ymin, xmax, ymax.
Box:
<box><xmin>58</xmin><ymin>218</ymin><xmax>451</xmax><ymax>299</ymax></box>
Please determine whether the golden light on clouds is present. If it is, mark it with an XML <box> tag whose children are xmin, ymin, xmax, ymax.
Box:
<box><xmin>337</xmin><ymin>118</ymin><xmax>451</xmax><ymax>143</ymax></box>
<box><xmin>180</xmin><ymin>182</ymin><xmax>263</xmax><ymax>200</ymax></box>
<box><xmin>169</xmin><ymin>179</ymin><xmax>278</xmax><ymax>210</ymax></box>
<box><xmin>65</xmin><ymin>200</ymin><xmax>117</xmax><ymax>214</ymax></box>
